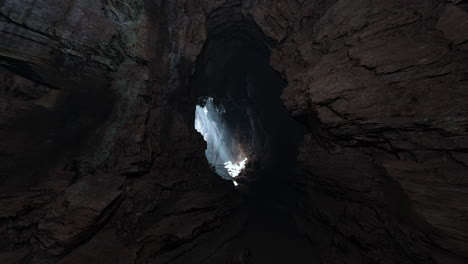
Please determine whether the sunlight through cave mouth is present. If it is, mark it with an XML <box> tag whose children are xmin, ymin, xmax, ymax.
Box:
<box><xmin>194</xmin><ymin>97</ymin><xmax>248</xmax><ymax>186</ymax></box>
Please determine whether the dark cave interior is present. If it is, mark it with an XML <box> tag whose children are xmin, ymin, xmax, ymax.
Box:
<box><xmin>190</xmin><ymin>11</ymin><xmax>304</xmax><ymax>187</ymax></box>
<box><xmin>188</xmin><ymin>15</ymin><xmax>314</xmax><ymax>262</ymax></box>
<box><xmin>0</xmin><ymin>1</ymin><xmax>467</xmax><ymax>264</ymax></box>
<box><xmin>0</xmin><ymin>72</ymin><xmax>115</xmax><ymax>193</ymax></box>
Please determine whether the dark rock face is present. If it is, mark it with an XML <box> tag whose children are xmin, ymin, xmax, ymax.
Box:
<box><xmin>255</xmin><ymin>1</ymin><xmax>468</xmax><ymax>262</ymax></box>
<box><xmin>0</xmin><ymin>0</ymin><xmax>467</xmax><ymax>263</ymax></box>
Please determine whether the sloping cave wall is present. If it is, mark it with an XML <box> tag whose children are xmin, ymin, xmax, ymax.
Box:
<box><xmin>0</xmin><ymin>0</ymin><xmax>467</xmax><ymax>264</ymax></box>
<box><xmin>0</xmin><ymin>1</ymin><xmax>238</xmax><ymax>263</ymax></box>
<box><xmin>252</xmin><ymin>1</ymin><xmax>468</xmax><ymax>263</ymax></box>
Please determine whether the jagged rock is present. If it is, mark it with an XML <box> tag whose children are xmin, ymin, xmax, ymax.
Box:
<box><xmin>0</xmin><ymin>0</ymin><xmax>467</xmax><ymax>263</ymax></box>
<box><xmin>36</xmin><ymin>174</ymin><xmax>125</xmax><ymax>255</ymax></box>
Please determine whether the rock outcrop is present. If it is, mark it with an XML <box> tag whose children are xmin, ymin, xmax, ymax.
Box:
<box><xmin>250</xmin><ymin>0</ymin><xmax>468</xmax><ymax>263</ymax></box>
<box><xmin>1</xmin><ymin>1</ymin><xmax>236</xmax><ymax>263</ymax></box>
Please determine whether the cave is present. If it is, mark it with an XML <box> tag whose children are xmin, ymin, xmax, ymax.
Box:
<box><xmin>190</xmin><ymin>14</ymin><xmax>303</xmax><ymax>194</ymax></box>
<box><xmin>1</xmin><ymin>1</ymin><xmax>468</xmax><ymax>264</ymax></box>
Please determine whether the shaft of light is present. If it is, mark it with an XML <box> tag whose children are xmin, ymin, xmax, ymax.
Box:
<box><xmin>194</xmin><ymin>97</ymin><xmax>248</xmax><ymax>182</ymax></box>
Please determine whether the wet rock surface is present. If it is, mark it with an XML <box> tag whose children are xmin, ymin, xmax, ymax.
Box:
<box><xmin>0</xmin><ymin>0</ymin><xmax>467</xmax><ymax>263</ymax></box>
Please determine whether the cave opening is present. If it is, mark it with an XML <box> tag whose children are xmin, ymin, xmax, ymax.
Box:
<box><xmin>188</xmin><ymin>11</ymin><xmax>315</xmax><ymax>263</ymax></box>
<box><xmin>191</xmin><ymin>12</ymin><xmax>304</xmax><ymax>195</ymax></box>
<box><xmin>194</xmin><ymin>96</ymin><xmax>248</xmax><ymax>186</ymax></box>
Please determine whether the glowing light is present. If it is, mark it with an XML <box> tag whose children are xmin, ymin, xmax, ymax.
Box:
<box><xmin>233</xmin><ymin>181</ymin><xmax>239</xmax><ymax>186</ymax></box>
<box><xmin>194</xmin><ymin>97</ymin><xmax>249</xmax><ymax>182</ymax></box>
<box><xmin>224</xmin><ymin>157</ymin><xmax>248</xmax><ymax>178</ymax></box>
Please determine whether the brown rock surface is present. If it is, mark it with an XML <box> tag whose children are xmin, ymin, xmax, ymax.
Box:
<box><xmin>0</xmin><ymin>0</ymin><xmax>467</xmax><ymax>263</ymax></box>
<box><xmin>251</xmin><ymin>0</ymin><xmax>468</xmax><ymax>262</ymax></box>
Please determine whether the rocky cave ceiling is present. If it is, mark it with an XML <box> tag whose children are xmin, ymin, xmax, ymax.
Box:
<box><xmin>0</xmin><ymin>0</ymin><xmax>467</xmax><ymax>264</ymax></box>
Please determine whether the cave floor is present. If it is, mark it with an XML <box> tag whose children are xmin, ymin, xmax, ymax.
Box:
<box><xmin>203</xmin><ymin>163</ymin><xmax>319</xmax><ymax>264</ymax></box>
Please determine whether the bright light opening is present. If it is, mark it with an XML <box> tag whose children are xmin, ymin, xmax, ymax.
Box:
<box><xmin>224</xmin><ymin>157</ymin><xmax>248</xmax><ymax>178</ymax></box>
<box><xmin>195</xmin><ymin>97</ymin><xmax>248</xmax><ymax>186</ymax></box>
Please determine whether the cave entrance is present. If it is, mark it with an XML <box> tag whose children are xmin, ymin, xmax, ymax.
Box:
<box><xmin>194</xmin><ymin>96</ymin><xmax>248</xmax><ymax>186</ymax></box>
<box><xmin>188</xmin><ymin>10</ymin><xmax>312</xmax><ymax>262</ymax></box>
<box><xmin>190</xmin><ymin>13</ymin><xmax>303</xmax><ymax>191</ymax></box>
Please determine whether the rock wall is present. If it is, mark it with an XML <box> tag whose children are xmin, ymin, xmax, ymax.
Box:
<box><xmin>247</xmin><ymin>0</ymin><xmax>468</xmax><ymax>263</ymax></box>
<box><xmin>0</xmin><ymin>1</ymin><xmax>238</xmax><ymax>263</ymax></box>
<box><xmin>0</xmin><ymin>0</ymin><xmax>467</xmax><ymax>263</ymax></box>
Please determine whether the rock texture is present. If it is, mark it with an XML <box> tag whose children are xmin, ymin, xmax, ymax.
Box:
<box><xmin>0</xmin><ymin>1</ymin><xmax>237</xmax><ymax>263</ymax></box>
<box><xmin>249</xmin><ymin>0</ymin><xmax>468</xmax><ymax>263</ymax></box>
<box><xmin>0</xmin><ymin>0</ymin><xmax>467</xmax><ymax>263</ymax></box>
